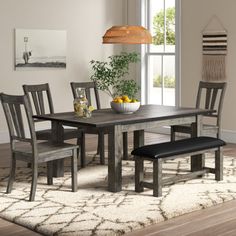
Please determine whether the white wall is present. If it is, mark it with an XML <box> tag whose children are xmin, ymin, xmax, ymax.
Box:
<box><xmin>181</xmin><ymin>0</ymin><xmax>236</xmax><ymax>142</ymax></box>
<box><xmin>0</xmin><ymin>0</ymin><xmax>123</xmax><ymax>143</ymax></box>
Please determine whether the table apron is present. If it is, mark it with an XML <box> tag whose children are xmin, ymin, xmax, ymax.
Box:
<box><xmin>118</xmin><ymin>116</ymin><xmax>196</xmax><ymax>133</ymax></box>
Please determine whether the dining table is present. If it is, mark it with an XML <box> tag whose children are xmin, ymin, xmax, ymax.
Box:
<box><xmin>33</xmin><ymin>104</ymin><xmax>213</xmax><ymax>193</ymax></box>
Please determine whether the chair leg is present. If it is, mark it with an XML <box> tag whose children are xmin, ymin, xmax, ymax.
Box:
<box><xmin>170</xmin><ymin>126</ymin><xmax>175</xmax><ymax>142</ymax></box>
<box><xmin>153</xmin><ymin>159</ymin><xmax>162</xmax><ymax>197</ymax></box>
<box><xmin>6</xmin><ymin>154</ymin><xmax>16</xmax><ymax>194</ymax></box>
<box><xmin>98</xmin><ymin>131</ymin><xmax>105</xmax><ymax>165</ymax></box>
<box><xmin>215</xmin><ymin>147</ymin><xmax>223</xmax><ymax>181</ymax></box>
<box><xmin>47</xmin><ymin>161</ymin><xmax>53</xmax><ymax>185</ymax></box>
<box><xmin>135</xmin><ymin>158</ymin><xmax>144</xmax><ymax>193</ymax></box>
<box><xmin>78</xmin><ymin>132</ymin><xmax>85</xmax><ymax>168</ymax></box>
<box><xmin>29</xmin><ymin>162</ymin><xmax>38</xmax><ymax>201</ymax></box>
<box><xmin>96</xmin><ymin>135</ymin><xmax>100</xmax><ymax>155</ymax></box>
<box><xmin>123</xmin><ymin>132</ymin><xmax>128</xmax><ymax>160</ymax></box>
<box><xmin>71</xmin><ymin>149</ymin><xmax>78</xmax><ymax>192</ymax></box>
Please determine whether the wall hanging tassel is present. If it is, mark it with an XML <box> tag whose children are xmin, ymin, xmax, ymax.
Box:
<box><xmin>202</xmin><ymin>16</ymin><xmax>228</xmax><ymax>81</ymax></box>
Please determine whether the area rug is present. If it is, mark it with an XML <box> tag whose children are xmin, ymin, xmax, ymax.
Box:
<box><xmin>0</xmin><ymin>153</ymin><xmax>236</xmax><ymax>236</ymax></box>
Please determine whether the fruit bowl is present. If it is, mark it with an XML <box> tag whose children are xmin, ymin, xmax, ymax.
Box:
<box><xmin>110</xmin><ymin>101</ymin><xmax>140</xmax><ymax>114</ymax></box>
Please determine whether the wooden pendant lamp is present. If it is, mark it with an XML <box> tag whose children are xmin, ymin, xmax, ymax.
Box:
<box><xmin>102</xmin><ymin>0</ymin><xmax>152</xmax><ymax>44</ymax></box>
<box><xmin>102</xmin><ymin>25</ymin><xmax>152</xmax><ymax>44</ymax></box>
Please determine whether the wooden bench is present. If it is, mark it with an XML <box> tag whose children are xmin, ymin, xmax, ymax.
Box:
<box><xmin>131</xmin><ymin>136</ymin><xmax>226</xmax><ymax>197</ymax></box>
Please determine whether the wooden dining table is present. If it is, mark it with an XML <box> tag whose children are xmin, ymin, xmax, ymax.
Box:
<box><xmin>33</xmin><ymin>104</ymin><xmax>213</xmax><ymax>193</ymax></box>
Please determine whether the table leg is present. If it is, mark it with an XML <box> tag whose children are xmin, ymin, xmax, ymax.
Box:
<box><xmin>122</xmin><ymin>132</ymin><xmax>128</xmax><ymax>160</ymax></box>
<box><xmin>51</xmin><ymin>121</ymin><xmax>64</xmax><ymax>177</ymax></box>
<box><xmin>108</xmin><ymin>125</ymin><xmax>123</xmax><ymax>192</ymax></box>
<box><xmin>133</xmin><ymin>130</ymin><xmax>144</xmax><ymax>149</ymax></box>
<box><xmin>191</xmin><ymin>115</ymin><xmax>204</xmax><ymax>171</ymax></box>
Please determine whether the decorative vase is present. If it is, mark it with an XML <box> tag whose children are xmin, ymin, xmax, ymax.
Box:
<box><xmin>73</xmin><ymin>88</ymin><xmax>88</xmax><ymax>117</ymax></box>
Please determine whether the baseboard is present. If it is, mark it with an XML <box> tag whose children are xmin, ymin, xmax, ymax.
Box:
<box><xmin>147</xmin><ymin>127</ymin><xmax>236</xmax><ymax>144</ymax></box>
<box><xmin>221</xmin><ymin>130</ymin><xmax>236</xmax><ymax>144</ymax></box>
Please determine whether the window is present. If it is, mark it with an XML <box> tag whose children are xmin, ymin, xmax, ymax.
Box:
<box><xmin>141</xmin><ymin>0</ymin><xmax>180</xmax><ymax>106</ymax></box>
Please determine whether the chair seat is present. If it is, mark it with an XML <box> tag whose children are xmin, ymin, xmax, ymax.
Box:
<box><xmin>36</xmin><ymin>128</ymin><xmax>80</xmax><ymax>140</ymax></box>
<box><xmin>14</xmin><ymin>142</ymin><xmax>79</xmax><ymax>163</ymax></box>
<box><xmin>131</xmin><ymin>136</ymin><xmax>225</xmax><ymax>159</ymax></box>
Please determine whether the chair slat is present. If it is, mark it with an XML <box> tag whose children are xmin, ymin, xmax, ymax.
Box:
<box><xmin>31</xmin><ymin>91</ymin><xmax>41</xmax><ymax>115</ymax></box>
<box><xmin>94</xmin><ymin>87</ymin><xmax>101</xmax><ymax>109</ymax></box>
<box><xmin>205</xmin><ymin>88</ymin><xmax>212</xmax><ymax>109</ymax></box>
<box><xmin>85</xmin><ymin>88</ymin><xmax>92</xmax><ymax>106</ymax></box>
<box><xmin>8</xmin><ymin>103</ymin><xmax>21</xmax><ymax>137</ymax></box>
<box><xmin>210</xmin><ymin>88</ymin><xmax>218</xmax><ymax>111</ymax></box>
<box><xmin>37</xmin><ymin>91</ymin><xmax>45</xmax><ymax>114</ymax></box>
<box><xmin>14</xmin><ymin>103</ymin><xmax>25</xmax><ymax>138</ymax></box>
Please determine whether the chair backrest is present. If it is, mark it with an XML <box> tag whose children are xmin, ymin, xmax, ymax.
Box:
<box><xmin>196</xmin><ymin>81</ymin><xmax>227</xmax><ymax>126</ymax></box>
<box><xmin>0</xmin><ymin>93</ymin><xmax>37</xmax><ymax>147</ymax></box>
<box><xmin>23</xmin><ymin>83</ymin><xmax>54</xmax><ymax>116</ymax></box>
<box><xmin>70</xmin><ymin>82</ymin><xmax>101</xmax><ymax>109</ymax></box>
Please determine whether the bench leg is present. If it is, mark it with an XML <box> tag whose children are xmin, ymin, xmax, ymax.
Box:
<box><xmin>215</xmin><ymin>147</ymin><xmax>223</xmax><ymax>181</ymax></box>
<box><xmin>153</xmin><ymin>159</ymin><xmax>162</xmax><ymax>197</ymax></box>
<box><xmin>191</xmin><ymin>154</ymin><xmax>204</xmax><ymax>172</ymax></box>
<box><xmin>135</xmin><ymin>158</ymin><xmax>144</xmax><ymax>193</ymax></box>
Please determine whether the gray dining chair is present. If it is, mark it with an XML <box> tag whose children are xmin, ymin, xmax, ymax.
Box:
<box><xmin>71</xmin><ymin>82</ymin><xmax>129</xmax><ymax>167</ymax></box>
<box><xmin>0</xmin><ymin>93</ymin><xmax>78</xmax><ymax>201</ymax></box>
<box><xmin>171</xmin><ymin>81</ymin><xmax>227</xmax><ymax>141</ymax></box>
<box><xmin>22</xmin><ymin>83</ymin><xmax>85</xmax><ymax>166</ymax></box>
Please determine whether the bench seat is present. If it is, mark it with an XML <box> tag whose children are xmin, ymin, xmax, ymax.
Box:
<box><xmin>131</xmin><ymin>136</ymin><xmax>225</xmax><ymax>159</ymax></box>
<box><xmin>132</xmin><ymin>136</ymin><xmax>226</xmax><ymax>197</ymax></box>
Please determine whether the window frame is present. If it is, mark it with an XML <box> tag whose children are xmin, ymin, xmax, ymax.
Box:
<box><xmin>139</xmin><ymin>0</ymin><xmax>181</xmax><ymax>106</ymax></box>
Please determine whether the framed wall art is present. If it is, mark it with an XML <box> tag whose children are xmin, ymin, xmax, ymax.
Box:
<box><xmin>15</xmin><ymin>29</ymin><xmax>67</xmax><ymax>70</ymax></box>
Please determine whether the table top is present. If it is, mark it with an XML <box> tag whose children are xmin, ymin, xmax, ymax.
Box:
<box><xmin>33</xmin><ymin>105</ymin><xmax>213</xmax><ymax>128</ymax></box>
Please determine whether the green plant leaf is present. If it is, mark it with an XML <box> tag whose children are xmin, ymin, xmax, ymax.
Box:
<box><xmin>90</xmin><ymin>52</ymin><xmax>140</xmax><ymax>98</ymax></box>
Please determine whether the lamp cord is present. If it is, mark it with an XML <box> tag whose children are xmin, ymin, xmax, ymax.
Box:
<box><xmin>126</xmin><ymin>0</ymin><xmax>128</xmax><ymax>25</ymax></box>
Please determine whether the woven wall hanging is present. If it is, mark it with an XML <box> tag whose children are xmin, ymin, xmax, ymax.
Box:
<box><xmin>202</xmin><ymin>16</ymin><xmax>227</xmax><ymax>81</ymax></box>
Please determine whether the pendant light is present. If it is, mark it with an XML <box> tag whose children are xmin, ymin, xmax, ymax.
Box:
<box><xmin>102</xmin><ymin>1</ymin><xmax>152</xmax><ymax>44</ymax></box>
<box><xmin>103</xmin><ymin>25</ymin><xmax>152</xmax><ymax>44</ymax></box>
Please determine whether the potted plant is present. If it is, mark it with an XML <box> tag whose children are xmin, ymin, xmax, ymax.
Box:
<box><xmin>90</xmin><ymin>52</ymin><xmax>141</xmax><ymax>113</ymax></box>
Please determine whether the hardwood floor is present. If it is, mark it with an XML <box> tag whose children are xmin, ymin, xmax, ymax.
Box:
<box><xmin>0</xmin><ymin>133</ymin><xmax>235</xmax><ymax>236</ymax></box>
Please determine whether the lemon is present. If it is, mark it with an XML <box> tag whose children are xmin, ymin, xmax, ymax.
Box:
<box><xmin>116</xmin><ymin>98</ymin><xmax>123</xmax><ymax>103</ymax></box>
<box><xmin>131</xmin><ymin>99</ymin><xmax>138</xmax><ymax>103</ymax></box>
<box><xmin>122</xmin><ymin>95</ymin><xmax>129</xmax><ymax>100</ymax></box>
<box><xmin>113</xmin><ymin>96</ymin><xmax>122</xmax><ymax>103</ymax></box>
<box><xmin>123</xmin><ymin>98</ymin><xmax>132</xmax><ymax>103</ymax></box>
<box><xmin>121</xmin><ymin>95</ymin><xmax>131</xmax><ymax>103</ymax></box>
<box><xmin>88</xmin><ymin>106</ymin><xmax>95</xmax><ymax>112</ymax></box>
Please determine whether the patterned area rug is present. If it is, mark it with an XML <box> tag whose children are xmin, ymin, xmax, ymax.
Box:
<box><xmin>0</xmin><ymin>153</ymin><xmax>236</xmax><ymax>236</ymax></box>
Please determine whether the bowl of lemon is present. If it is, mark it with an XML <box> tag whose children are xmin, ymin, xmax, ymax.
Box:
<box><xmin>110</xmin><ymin>95</ymin><xmax>140</xmax><ymax>114</ymax></box>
